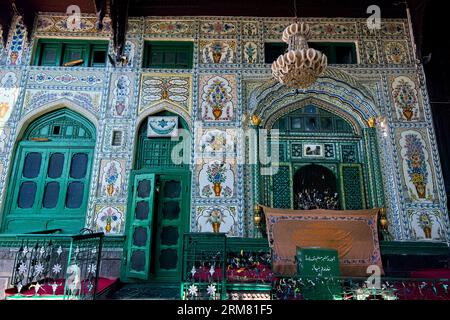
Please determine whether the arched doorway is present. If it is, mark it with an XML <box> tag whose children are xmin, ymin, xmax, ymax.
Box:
<box><xmin>263</xmin><ymin>103</ymin><xmax>370</xmax><ymax>211</ymax></box>
<box><xmin>293</xmin><ymin>164</ymin><xmax>339</xmax><ymax>210</ymax></box>
<box><xmin>123</xmin><ymin>111</ymin><xmax>191</xmax><ymax>282</ymax></box>
<box><xmin>2</xmin><ymin>108</ymin><xmax>96</xmax><ymax>234</ymax></box>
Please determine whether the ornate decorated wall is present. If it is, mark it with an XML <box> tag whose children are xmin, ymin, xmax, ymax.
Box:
<box><xmin>0</xmin><ymin>13</ymin><xmax>448</xmax><ymax>243</ymax></box>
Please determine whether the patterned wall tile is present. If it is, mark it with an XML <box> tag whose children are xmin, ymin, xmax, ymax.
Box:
<box><xmin>139</xmin><ymin>73</ymin><xmax>192</xmax><ymax>114</ymax></box>
<box><xmin>23</xmin><ymin>89</ymin><xmax>102</xmax><ymax>117</ymax></box>
<box><xmin>407</xmin><ymin>209</ymin><xmax>448</xmax><ymax>242</ymax></box>
<box><xmin>195</xmin><ymin>205</ymin><xmax>239</xmax><ymax>236</ymax></box>
<box><xmin>109</xmin><ymin>72</ymin><xmax>135</xmax><ymax>118</ymax></box>
<box><xmin>388</xmin><ymin>75</ymin><xmax>423</xmax><ymax>122</ymax></box>
<box><xmin>397</xmin><ymin>128</ymin><xmax>436</xmax><ymax>203</ymax></box>
<box><xmin>93</xmin><ymin>204</ymin><xmax>125</xmax><ymax>235</ymax></box>
<box><xmin>199</xmin><ymin>74</ymin><xmax>237</xmax><ymax>122</ymax></box>
<box><xmin>199</xmin><ymin>40</ymin><xmax>237</xmax><ymax>64</ymax></box>
<box><xmin>97</xmin><ymin>159</ymin><xmax>127</xmax><ymax>198</ymax></box>
<box><xmin>200</xmin><ymin>21</ymin><xmax>237</xmax><ymax>36</ymax></box>
<box><xmin>0</xmin><ymin>71</ymin><xmax>20</xmax><ymax>127</ymax></box>
<box><xmin>383</xmin><ymin>41</ymin><xmax>410</xmax><ymax>64</ymax></box>
<box><xmin>145</xmin><ymin>20</ymin><xmax>195</xmax><ymax>35</ymax></box>
<box><xmin>197</xmin><ymin>159</ymin><xmax>236</xmax><ymax>199</ymax></box>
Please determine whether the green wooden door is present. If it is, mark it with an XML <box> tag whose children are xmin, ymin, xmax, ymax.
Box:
<box><xmin>339</xmin><ymin>164</ymin><xmax>366</xmax><ymax>210</ymax></box>
<box><xmin>152</xmin><ymin>172</ymin><xmax>189</xmax><ymax>281</ymax></box>
<box><xmin>125</xmin><ymin>173</ymin><xmax>156</xmax><ymax>280</ymax></box>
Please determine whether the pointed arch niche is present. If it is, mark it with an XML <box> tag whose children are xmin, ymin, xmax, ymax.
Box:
<box><xmin>1</xmin><ymin>108</ymin><xmax>96</xmax><ymax>234</ymax></box>
<box><xmin>246</xmin><ymin>68</ymin><xmax>384</xmax><ymax>214</ymax></box>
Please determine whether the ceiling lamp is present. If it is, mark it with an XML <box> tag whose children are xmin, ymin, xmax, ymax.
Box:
<box><xmin>271</xmin><ymin>22</ymin><xmax>327</xmax><ymax>89</ymax></box>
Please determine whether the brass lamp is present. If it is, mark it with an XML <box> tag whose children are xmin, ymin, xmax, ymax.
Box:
<box><xmin>254</xmin><ymin>204</ymin><xmax>263</xmax><ymax>238</ymax></box>
<box><xmin>379</xmin><ymin>207</ymin><xmax>388</xmax><ymax>232</ymax></box>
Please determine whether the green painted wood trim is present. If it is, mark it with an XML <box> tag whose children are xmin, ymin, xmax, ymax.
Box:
<box><xmin>32</xmin><ymin>38</ymin><xmax>108</xmax><ymax>67</ymax></box>
<box><xmin>380</xmin><ymin>241</ymin><xmax>450</xmax><ymax>256</ymax></box>
<box><xmin>143</xmin><ymin>41</ymin><xmax>194</xmax><ymax>69</ymax></box>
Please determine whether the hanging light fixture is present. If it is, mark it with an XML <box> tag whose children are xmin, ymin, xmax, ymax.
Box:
<box><xmin>271</xmin><ymin>1</ymin><xmax>328</xmax><ymax>89</ymax></box>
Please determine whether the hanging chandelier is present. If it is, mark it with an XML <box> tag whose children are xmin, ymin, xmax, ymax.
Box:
<box><xmin>271</xmin><ymin>22</ymin><xmax>328</xmax><ymax>89</ymax></box>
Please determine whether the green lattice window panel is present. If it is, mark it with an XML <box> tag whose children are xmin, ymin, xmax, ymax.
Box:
<box><xmin>339</xmin><ymin>164</ymin><xmax>366</xmax><ymax>210</ymax></box>
<box><xmin>3</xmin><ymin>109</ymin><xmax>95</xmax><ymax>234</ymax></box>
<box><xmin>143</xmin><ymin>41</ymin><xmax>193</xmax><ymax>69</ymax></box>
<box><xmin>26</xmin><ymin>110</ymin><xmax>95</xmax><ymax>141</ymax></box>
<box><xmin>273</xmin><ymin>105</ymin><xmax>354</xmax><ymax>134</ymax></box>
<box><xmin>33</xmin><ymin>39</ymin><xmax>108</xmax><ymax>67</ymax></box>
<box><xmin>135</xmin><ymin>113</ymin><xmax>189</xmax><ymax>170</ymax></box>
<box><xmin>272</xmin><ymin>165</ymin><xmax>292</xmax><ymax>209</ymax></box>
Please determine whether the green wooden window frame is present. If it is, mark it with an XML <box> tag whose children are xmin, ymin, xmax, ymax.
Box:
<box><xmin>273</xmin><ymin>105</ymin><xmax>354</xmax><ymax>134</ymax></box>
<box><xmin>264</xmin><ymin>42</ymin><xmax>357</xmax><ymax>64</ymax></box>
<box><xmin>143</xmin><ymin>41</ymin><xmax>193</xmax><ymax>69</ymax></box>
<box><xmin>2</xmin><ymin>109</ymin><xmax>96</xmax><ymax>234</ymax></box>
<box><xmin>33</xmin><ymin>39</ymin><xmax>108</xmax><ymax>67</ymax></box>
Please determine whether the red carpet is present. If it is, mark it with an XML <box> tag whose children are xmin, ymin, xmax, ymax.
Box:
<box><xmin>411</xmin><ymin>269</ymin><xmax>450</xmax><ymax>279</ymax></box>
<box><xmin>5</xmin><ymin>277</ymin><xmax>118</xmax><ymax>298</ymax></box>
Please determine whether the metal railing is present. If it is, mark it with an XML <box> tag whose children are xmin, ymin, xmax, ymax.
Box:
<box><xmin>272</xmin><ymin>276</ymin><xmax>450</xmax><ymax>300</ymax></box>
<box><xmin>181</xmin><ymin>233</ymin><xmax>273</xmax><ymax>300</ymax></box>
<box><xmin>9</xmin><ymin>229</ymin><xmax>104</xmax><ymax>300</ymax></box>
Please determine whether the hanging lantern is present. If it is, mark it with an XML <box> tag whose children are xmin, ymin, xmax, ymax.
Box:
<box><xmin>272</xmin><ymin>22</ymin><xmax>328</xmax><ymax>89</ymax></box>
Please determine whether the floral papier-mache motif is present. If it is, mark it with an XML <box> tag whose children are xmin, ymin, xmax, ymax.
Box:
<box><xmin>7</xmin><ymin>18</ymin><xmax>27</xmax><ymax>66</ymax></box>
<box><xmin>23</xmin><ymin>90</ymin><xmax>101</xmax><ymax>115</ymax></box>
<box><xmin>123</xmin><ymin>41</ymin><xmax>135</xmax><ymax>67</ymax></box>
<box><xmin>147</xmin><ymin>116</ymin><xmax>179</xmax><ymax>137</ymax></box>
<box><xmin>36</xmin><ymin>15</ymin><xmax>111</xmax><ymax>33</ymax></box>
<box><xmin>195</xmin><ymin>206</ymin><xmax>238</xmax><ymax>236</ymax></box>
<box><xmin>199</xmin><ymin>129</ymin><xmax>235</xmax><ymax>156</ymax></box>
<box><xmin>309</xmin><ymin>23</ymin><xmax>357</xmax><ymax>35</ymax></box>
<box><xmin>112</xmin><ymin>75</ymin><xmax>131</xmax><ymax>117</ymax></box>
<box><xmin>384</xmin><ymin>41</ymin><xmax>409</xmax><ymax>64</ymax></box>
<box><xmin>200</xmin><ymin>75</ymin><xmax>236</xmax><ymax>122</ymax></box>
<box><xmin>101</xmin><ymin>160</ymin><xmax>123</xmax><ymax>197</ymax></box>
<box><xmin>407</xmin><ymin>210</ymin><xmax>447</xmax><ymax>241</ymax></box>
<box><xmin>400</xmin><ymin>131</ymin><xmax>434</xmax><ymax>202</ymax></box>
<box><xmin>242</xmin><ymin>22</ymin><xmax>258</xmax><ymax>36</ymax></box>
<box><xmin>146</xmin><ymin>21</ymin><xmax>193</xmax><ymax>34</ymax></box>
<box><xmin>364</xmin><ymin>41</ymin><xmax>378</xmax><ymax>64</ymax></box>
<box><xmin>95</xmin><ymin>206</ymin><xmax>124</xmax><ymax>234</ymax></box>
<box><xmin>381</xmin><ymin>22</ymin><xmax>405</xmax><ymax>35</ymax></box>
<box><xmin>200</xmin><ymin>21</ymin><xmax>236</xmax><ymax>35</ymax></box>
<box><xmin>140</xmin><ymin>74</ymin><xmax>192</xmax><ymax>113</ymax></box>
<box><xmin>199</xmin><ymin>161</ymin><xmax>235</xmax><ymax>198</ymax></box>
<box><xmin>392</xmin><ymin>76</ymin><xmax>421</xmax><ymax>121</ymax></box>
<box><xmin>201</xmin><ymin>41</ymin><xmax>236</xmax><ymax>64</ymax></box>
<box><xmin>243</xmin><ymin>42</ymin><xmax>258</xmax><ymax>64</ymax></box>
<box><xmin>0</xmin><ymin>72</ymin><xmax>19</xmax><ymax>126</ymax></box>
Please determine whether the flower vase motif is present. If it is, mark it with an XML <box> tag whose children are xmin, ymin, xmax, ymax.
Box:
<box><xmin>107</xmin><ymin>184</ymin><xmax>115</xmax><ymax>197</ymax></box>
<box><xmin>423</xmin><ymin>226</ymin><xmax>432</xmax><ymax>239</ymax></box>
<box><xmin>393</xmin><ymin>77</ymin><xmax>417</xmax><ymax>121</ymax></box>
<box><xmin>212</xmin><ymin>222</ymin><xmax>221</xmax><ymax>233</ymax></box>
<box><xmin>213</xmin><ymin>183</ymin><xmax>222</xmax><ymax>197</ymax></box>
<box><xmin>103</xmin><ymin>161</ymin><xmax>121</xmax><ymax>197</ymax></box>
<box><xmin>0</xmin><ymin>103</ymin><xmax>9</xmax><ymax>118</ymax></box>
<box><xmin>211</xmin><ymin>42</ymin><xmax>223</xmax><ymax>63</ymax></box>
<box><xmin>418</xmin><ymin>213</ymin><xmax>433</xmax><ymax>239</ymax></box>
<box><xmin>207</xmin><ymin>79</ymin><xmax>230</xmax><ymax>121</ymax></box>
<box><xmin>206</xmin><ymin>162</ymin><xmax>227</xmax><ymax>197</ymax></box>
<box><xmin>404</xmin><ymin>134</ymin><xmax>428</xmax><ymax>199</ymax></box>
<box><xmin>105</xmin><ymin>218</ymin><xmax>112</xmax><ymax>233</ymax></box>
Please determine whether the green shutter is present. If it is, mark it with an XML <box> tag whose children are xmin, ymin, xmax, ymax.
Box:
<box><xmin>39</xmin><ymin>43</ymin><xmax>62</xmax><ymax>66</ymax></box>
<box><xmin>339</xmin><ymin>164</ymin><xmax>366</xmax><ymax>210</ymax></box>
<box><xmin>125</xmin><ymin>173</ymin><xmax>156</xmax><ymax>280</ymax></box>
<box><xmin>63</xmin><ymin>44</ymin><xmax>88</xmax><ymax>66</ymax></box>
